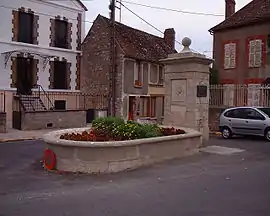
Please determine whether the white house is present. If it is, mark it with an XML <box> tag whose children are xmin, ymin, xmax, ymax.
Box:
<box><xmin>0</xmin><ymin>0</ymin><xmax>87</xmax><ymax>128</ymax></box>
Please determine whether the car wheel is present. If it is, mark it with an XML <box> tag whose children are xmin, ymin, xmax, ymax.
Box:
<box><xmin>264</xmin><ymin>128</ymin><xmax>270</xmax><ymax>142</ymax></box>
<box><xmin>221</xmin><ymin>127</ymin><xmax>232</xmax><ymax>139</ymax></box>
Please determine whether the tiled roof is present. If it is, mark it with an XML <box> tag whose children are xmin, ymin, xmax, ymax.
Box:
<box><xmin>99</xmin><ymin>15</ymin><xmax>177</xmax><ymax>62</ymax></box>
<box><xmin>210</xmin><ymin>0</ymin><xmax>270</xmax><ymax>32</ymax></box>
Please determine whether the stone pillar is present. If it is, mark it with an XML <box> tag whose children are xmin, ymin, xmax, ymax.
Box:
<box><xmin>0</xmin><ymin>112</ymin><xmax>7</xmax><ymax>133</ymax></box>
<box><xmin>160</xmin><ymin>37</ymin><xmax>213</xmax><ymax>142</ymax></box>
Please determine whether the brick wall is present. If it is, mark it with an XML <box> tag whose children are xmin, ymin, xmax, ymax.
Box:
<box><xmin>213</xmin><ymin>22</ymin><xmax>270</xmax><ymax>84</ymax></box>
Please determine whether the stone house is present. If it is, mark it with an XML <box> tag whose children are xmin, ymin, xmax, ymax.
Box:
<box><xmin>0</xmin><ymin>0</ymin><xmax>87</xmax><ymax>129</ymax></box>
<box><xmin>81</xmin><ymin>15</ymin><xmax>176</xmax><ymax>122</ymax></box>
<box><xmin>209</xmin><ymin>0</ymin><xmax>270</xmax><ymax>85</ymax></box>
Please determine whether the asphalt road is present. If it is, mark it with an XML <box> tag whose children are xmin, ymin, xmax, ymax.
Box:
<box><xmin>0</xmin><ymin>137</ymin><xmax>270</xmax><ymax>216</ymax></box>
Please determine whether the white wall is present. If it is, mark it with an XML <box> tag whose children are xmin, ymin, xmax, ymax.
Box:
<box><xmin>0</xmin><ymin>0</ymin><xmax>86</xmax><ymax>91</ymax></box>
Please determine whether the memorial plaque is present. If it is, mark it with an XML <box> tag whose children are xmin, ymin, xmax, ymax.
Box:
<box><xmin>197</xmin><ymin>85</ymin><xmax>207</xmax><ymax>97</ymax></box>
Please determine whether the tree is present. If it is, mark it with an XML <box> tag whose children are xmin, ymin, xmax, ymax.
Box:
<box><xmin>209</xmin><ymin>67</ymin><xmax>219</xmax><ymax>84</ymax></box>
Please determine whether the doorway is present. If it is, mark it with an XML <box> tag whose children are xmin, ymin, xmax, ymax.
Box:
<box><xmin>128</xmin><ymin>96</ymin><xmax>135</xmax><ymax>120</ymax></box>
<box><xmin>16</xmin><ymin>57</ymin><xmax>33</xmax><ymax>95</ymax></box>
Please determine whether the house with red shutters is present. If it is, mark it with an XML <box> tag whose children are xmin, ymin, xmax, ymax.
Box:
<box><xmin>209</xmin><ymin>0</ymin><xmax>270</xmax><ymax>85</ymax></box>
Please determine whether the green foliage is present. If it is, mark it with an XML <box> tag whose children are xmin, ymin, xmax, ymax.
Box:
<box><xmin>111</xmin><ymin>121</ymin><xmax>162</xmax><ymax>140</ymax></box>
<box><xmin>92</xmin><ymin>117</ymin><xmax>166</xmax><ymax>140</ymax></box>
<box><xmin>209</xmin><ymin>67</ymin><xmax>219</xmax><ymax>84</ymax></box>
<box><xmin>92</xmin><ymin>116</ymin><xmax>125</xmax><ymax>136</ymax></box>
<box><xmin>112</xmin><ymin>122</ymin><xmax>141</xmax><ymax>140</ymax></box>
<box><xmin>137</xmin><ymin>124</ymin><xmax>162</xmax><ymax>138</ymax></box>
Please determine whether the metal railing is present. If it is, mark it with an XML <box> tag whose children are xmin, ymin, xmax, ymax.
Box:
<box><xmin>31</xmin><ymin>90</ymin><xmax>109</xmax><ymax>111</ymax></box>
<box><xmin>34</xmin><ymin>84</ymin><xmax>55</xmax><ymax>110</ymax></box>
<box><xmin>210</xmin><ymin>84</ymin><xmax>270</xmax><ymax>108</ymax></box>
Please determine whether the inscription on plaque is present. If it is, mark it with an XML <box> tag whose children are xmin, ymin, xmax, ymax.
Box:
<box><xmin>171</xmin><ymin>79</ymin><xmax>187</xmax><ymax>102</ymax></box>
<box><xmin>197</xmin><ymin>85</ymin><xmax>207</xmax><ymax>97</ymax></box>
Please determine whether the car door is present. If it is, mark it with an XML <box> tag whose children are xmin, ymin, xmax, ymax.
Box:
<box><xmin>242</xmin><ymin>108</ymin><xmax>266</xmax><ymax>135</ymax></box>
<box><xmin>229</xmin><ymin>108</ymin><xmax>248</xmax><ymax>134</ymax></box>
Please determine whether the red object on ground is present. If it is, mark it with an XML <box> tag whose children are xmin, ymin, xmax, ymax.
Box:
<box><xmin>43</xmin><ymin>149</ymin><xmax>56</xmax><ymax>170</ymax></box>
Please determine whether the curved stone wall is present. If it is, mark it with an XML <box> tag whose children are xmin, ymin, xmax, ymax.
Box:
<box><xmin>42</xmin><ymin>126</ymin><xmax>202</xmax><ymax>174</ymax></box>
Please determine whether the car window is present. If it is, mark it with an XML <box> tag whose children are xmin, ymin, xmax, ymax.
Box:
<box><xmin>257</xmin><ymin>108</ymin><xmax>270</xmax><ymax>118</ymax></box>
<box><xmin>242</xmin><ymin>108</ymin><xmax>265</xmax><ymax>120</ymax></box>
<box><xmin>232</xmin><ymin>108</ymin><xmax>247</xmax><ymax>119</ymax></box>
<box><xmin>224</xmin><ymin>110</ymin><xmax>234</xmax><ymax>118</ymax></box>
<box><xmin>224</xmin><ymin>108</ymin><xmax>265</xmax><ymax>120</ymax></box>
<box><xmin>224</xmin><ymin>109</ymin><xmax>242</xmax><ymax>118</ymax></box>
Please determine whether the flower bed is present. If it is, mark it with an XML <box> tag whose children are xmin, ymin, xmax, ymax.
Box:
<box><xmin>60</xmin><ymin>117</ymin><xmax>185</xmax><ymax>141</ymax></box>
<box><xmin>43</xmin><ymin>124</ymin><xmax>201</xmax><ymax>174</ymax></box>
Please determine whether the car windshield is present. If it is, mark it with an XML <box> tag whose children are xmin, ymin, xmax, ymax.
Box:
<box><xmin>257</xmin><ymin>108</ymin><xmax>270</xmax><ymax>118</ymax></box>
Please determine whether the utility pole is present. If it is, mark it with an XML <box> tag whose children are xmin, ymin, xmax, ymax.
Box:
<box><xmin>119</xmin><ymin>0</ymin><xmax>122</xmax><ymax>22</ymax></box>
<box><xmin>109</xmin><ymin>0</ymin><xmax>116</xmax><ymax>116</ymax></box>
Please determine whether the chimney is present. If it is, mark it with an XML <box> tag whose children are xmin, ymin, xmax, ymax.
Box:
<box><xmin>164</xmin><ymin>28</ymin><xmax>175</xmax><ymax>50</ymax></box>
<box><xmin>225</xmin><ymin>0</ymin><xmax>236</xmax><ymax>18</ymax></box>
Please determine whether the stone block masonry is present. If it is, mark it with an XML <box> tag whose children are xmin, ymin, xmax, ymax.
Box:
<box><xmin>0</xmin><ymin>112</ymin><xmax>7</xmax><ymax>133</ymax></box>
<box><xmin>19</xmin><ymin>110</ymin><xmax>86</xmax><ymax>130</ymax></box>
<box><xmin>43</xmin><ymin>127</ymin><xmax>202</xmax><ymax>174</ymax></box>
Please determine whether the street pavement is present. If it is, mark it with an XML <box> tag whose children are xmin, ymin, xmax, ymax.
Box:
<box><xmin>0</xmin><ymin>137</ymin><xmax>270</xmax><ymax>216</ymax></box>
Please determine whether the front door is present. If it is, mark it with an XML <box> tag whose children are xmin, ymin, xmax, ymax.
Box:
<box><xmin>128</xmin><ymin>96</ymin><xmax>135</xmax><ymax>120</ymax></box>
<box><xmin>16</xmin><ymin>57</ymin><xmax>33</xmax><ymax>95</ymax></box>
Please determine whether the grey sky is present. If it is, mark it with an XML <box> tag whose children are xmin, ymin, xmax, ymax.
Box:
<box><xmin>82</xmin><ymin>0</ymin><xmax>252</xmax><ymax>57</ymax></box>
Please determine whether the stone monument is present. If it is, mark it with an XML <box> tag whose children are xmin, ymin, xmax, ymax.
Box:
<box><xmin>160</xmin><ymin>37</ymin><xmax>213</xmax><ymax>142</ymax></box>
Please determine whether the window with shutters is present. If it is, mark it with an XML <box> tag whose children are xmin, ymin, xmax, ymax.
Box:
<box><xmin>18</xmin><ymin>11</ymin><xmax>34</xmax><ymax>44</ymax></box>
<box><xmin>224</xmin><ymin>42</ymin><xmax>236</xmax><ymax>69</ymax></box>
<box><xmin>139</xmin><ymin>96</ymin><xmax>156</xmax><ymax>117</ymax></box>
<box><xmin>55</xmin><ymin>20</ymin><xmax>68</xmax><ymax>49</ymax></box>
<box><xmin>248</xmin><ymin>39</ymin><xmax>263</xmax><ymax>68</ymax></box>
<box><xmin>149</xmin><ymin>64</ymin><xmax>164</xmax><ymax>85</ymax></box>
<box><xmin>53</xmin><ymin>61</ymin><xmax>67</xmax><ymax>89</ymax></box>
<box><xmin>134</xmin><ymin>61</ymin><xmax>143</xmax><ymax>87</ymax></box>
<box><xmin>158</xmin><ymin>65</ymin><xmax>164</xmax><ymax>84</ymax></box>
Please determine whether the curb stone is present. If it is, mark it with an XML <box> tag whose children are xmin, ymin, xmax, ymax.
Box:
<box><xmin>0</xmin><ymin>137</ymin><xmax>37</xmax><ymax>143</ymax></box>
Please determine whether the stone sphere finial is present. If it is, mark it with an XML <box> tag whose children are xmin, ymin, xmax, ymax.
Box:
<box><xmin>182</xmin><ymin>37</ymin><xmax>191</xmax><ymax>48</ymax></box>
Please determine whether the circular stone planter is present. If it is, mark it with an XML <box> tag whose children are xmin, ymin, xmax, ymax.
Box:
<box><xmin>42</xmin><ymin>126</ymin><xmax>202</xmax><ymax>174</ymax></box>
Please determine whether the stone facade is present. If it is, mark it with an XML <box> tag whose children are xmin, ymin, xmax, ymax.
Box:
<box><xmin>0</xmin><ymin>112</ymin><xmax>7</xmax><ymax>133</ymax></box>
<box><xmin>10</xmin><ymin>53</ymin><xmax>39</xmax><ymax>88</ymax></box>
<box><xmin>49</xmin><ymin>16</ymin><xmax>72</xmax><ymax>49</ymax></box>
<box><xmin>75</xmin><ymin>54</ymin><xmax>81</xmax><ymax>90</ymax></box>
<box><xmin>81</xmin><ymin>15</ymin><xmax>175</xmax><ymax>118</ymax></box>
<box><xmin>76</xmin><ymin>13</ymin><xmax>82</xmax><ymax>51</ymax></box>
<box><xmin>161</xmin><ymin>38</ymin><xmax>213</xmax><ymax>142</ymax></box>
<box><xmin>19</xmin><ymin>110</ymin><xmax>86</xmax><ymax>130</ymax></box>
<box><xmin>12</xmin><ymin>7</ymin><xmax>39</xmax><ymax>44</ymax></box>
<box><xmin>44</xmin><ymin>126</ymin><xmax>201</xmax><ymax>174</ymax></box>
<box><xmin>48</xmin><ymin>57</ymin><xmax>72</xmax><ymax>90</ymax></box>
<box><xmin>81</xmin><ymin>16</ymin><xmax>112</xmax><ymax>110</ymax></box>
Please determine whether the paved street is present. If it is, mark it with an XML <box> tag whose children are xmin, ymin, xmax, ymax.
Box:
<box><xmin>1</xmin><ymin>137</ymin><xmax>270</xmax><ymax>216</ymax></box>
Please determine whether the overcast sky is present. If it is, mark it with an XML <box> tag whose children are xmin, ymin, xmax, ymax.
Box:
<box><xmin>82</xmin><ymin>0</ymin><xmax>252</xmax><ymax>57</ymax></box>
